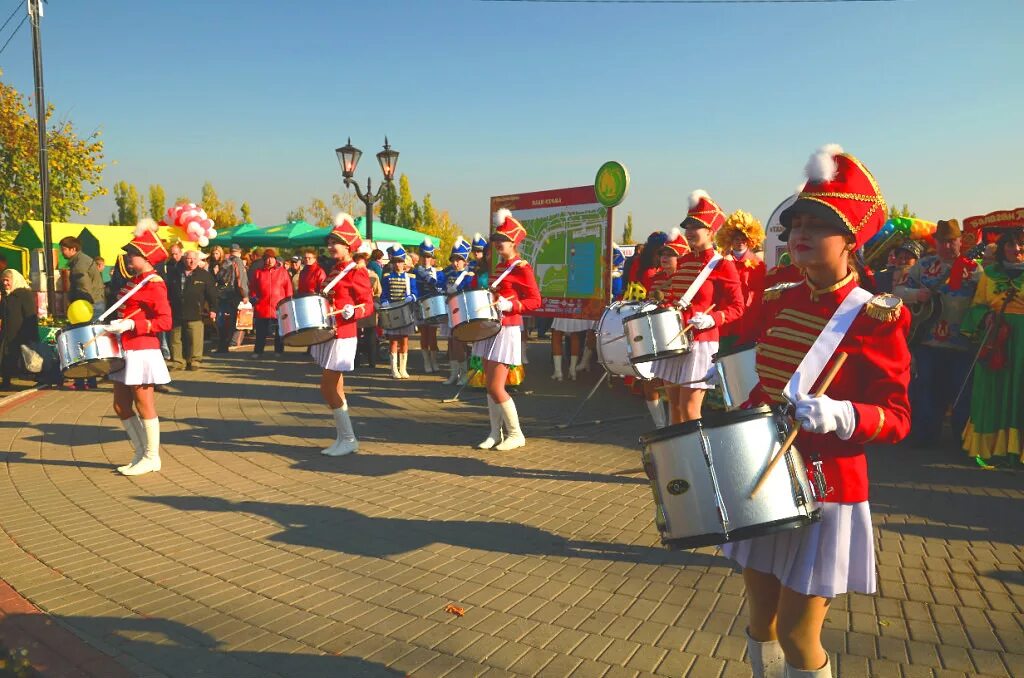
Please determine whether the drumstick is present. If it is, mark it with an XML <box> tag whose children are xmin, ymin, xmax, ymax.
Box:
<box><xmin>748</xmin><ymin>352</ymin><xmax>849</xmax><ymax>499</ymax></box>
<box><xmin>669</xmin><ymin>304</ymin><xmax>716</xmax><ymax>344</ymax></box>
<box><xmin>79</xmin><ymin>309</ymin><xmax>141</xmax><ymax>351</ymax></box>
<box><xmin>326</xmin><ymin>303</ymin><xmax>366</xmax><ymax>317</ymax></box>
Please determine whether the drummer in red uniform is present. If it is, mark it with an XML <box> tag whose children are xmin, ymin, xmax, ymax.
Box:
<box><xmin>641</xmin><ymin>229</ymin><xmax>689</xmax><ymax>428</ymax></box>
<box><xmin>653</xmin><ymin>191</ymin><xmax>744</xmax><ymax>424</ymax></box>
<box><xmin>312</xmin><ymin>213</ymin><xmax>375</xmax><ymax>457</ymax></box>
<box><xmin>107</xmin><ymin>219</ymin><xmax>173</xmax><ymax>477</ymax></box>
<box><xmin>715</xmin><ymin>210</ymin><xmax>766</xmax><ymax>351</ymax></box>
<box><xmin>723</xmin><ymin>145</ymin><xmax>911</xmax><ymax>678</ymax></box>
<box><xmin>474</xmin><ymin>209</ymin><xmax>542</xmax><ymax>451</ymax></box>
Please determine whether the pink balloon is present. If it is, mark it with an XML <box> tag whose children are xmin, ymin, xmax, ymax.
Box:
<box><xmin>202</xmin><ymin>218</ymin><xmax>214</xmax><ymax>231</ymax></box>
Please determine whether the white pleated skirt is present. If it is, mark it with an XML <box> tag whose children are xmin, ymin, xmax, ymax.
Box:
<box><xmin>721</xmin><ymin>501</ymin><xmax>876</xmax><ymax>599</ymax></box>
<box><xmin>108</xmin><ymin>349</ymin><xmax>171</xmax><ymax>386</ymax></box>
<box><xmin>552</xmin><ymin>317</ymin><xmax>595</xmax><ymax>333</ymax></box>
<box><xmin>312</xmin><ymin>337</ymin><xmax>358</xmax><ymax>372</ymax></box>
<box><xmin>651</xmin><ymin>340</ymin><xmax>718</xmax><ymax>388</ymax></box>
<box><xmin>472</xmin><ymin>325</ymin><xmax>522</xmax><ymax>366</ymax></box>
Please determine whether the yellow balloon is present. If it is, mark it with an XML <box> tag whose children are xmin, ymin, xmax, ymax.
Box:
<box><xmin>67</xmin><ymin>299</ymin><xmax>94</xmax><ymax>325</ymax></box>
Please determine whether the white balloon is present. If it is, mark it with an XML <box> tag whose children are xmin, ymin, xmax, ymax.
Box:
<box><xmin>208</xmin><ymin>228</ymin><xmax>218</xmax><ymax>239</ymax></box>
<box><xmin>199</xmin><ymin>236</ymin><xmax>209</xmax><ymax>247</ymax></box>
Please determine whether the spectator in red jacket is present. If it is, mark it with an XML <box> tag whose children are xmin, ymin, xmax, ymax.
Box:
<box><xmin>297</xmin><ymin>249</ymin><xmax>327</xmax><ymax>295</ymax></box>
<box><xmin>251</xmin><ymin>248</ymin><xmax>293</xmax><ymax>357</ymax></box>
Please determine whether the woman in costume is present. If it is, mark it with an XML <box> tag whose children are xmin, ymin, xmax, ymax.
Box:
<box><xmin>474</xmin><ymin>209</ymin><xmax>541</xmax><ymax>451</ymax></box>
<box><xmin>624</xmin><ymin>231</ymin><xmax>670</xmax><ymax>299</ymax></box>
<box><xmin>107</xmin><ymin>219</ymin><xmax>173</xmax><ymax>476</ymax></box>
<box><xmin>413</xmin><ymin>238</ymin><xmax>443</xmax><ymax>374</ymax></box>
<box><xmin>960</xmin><ymin>227</ymin><xmax>1024</xmax><ymax>465</ymax></box>
<box><xmin>380</xmin><ymin>245</ymin><xmax>419</xmax><ymax>379</ymax></box>
<box><xmin>723</xmin><ymin>145</ymin><xmax>911</xmax><ymax>678</ymax></box>
<box><xmin>715</xmin><ymin>210</ymin><xmax>766</xmax><ymax>352</ymax></box>
<box><xmin>652</xmin><ymin>191</ymin><xmax>744</xmax><ymax>424</ymax></box>
<box><xmin>438</xmin><ymin>237</ymin><xmax>477</xmax><ymax>385</ymax></box>
<box><xmin>311</xmin><ymin>213</ymin><xmax>374</xmax><ymax>457</ymax></box>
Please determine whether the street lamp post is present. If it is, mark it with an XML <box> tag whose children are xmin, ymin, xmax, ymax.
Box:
<box><xmin>335</xmin><ymin>137</ymin><xmax>399</xmax><ymax>243</ymax></box>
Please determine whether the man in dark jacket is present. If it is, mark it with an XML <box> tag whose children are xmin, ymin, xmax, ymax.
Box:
<box><xmin>167</xmin><ymin>250</ymin><xmax>218</xmax><ymax>371</ymax></box>
<box><xmin>214</xmin><ymin>243</ymin><xmax>249</xmax><ymax>352</ymax></box>
<box><xmin>59</xmin><ymin>236</ymin><xmax>106</xmax><ymax>389</ymax></box>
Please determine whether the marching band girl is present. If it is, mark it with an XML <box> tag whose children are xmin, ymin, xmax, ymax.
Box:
<box><xmin>474</xmin><ymin>210</ymin><xmax>541</xmax><ymax>450</ymax></box>
<box><xmin>724</xmin><ymin>146</ymin><xmax>911</xmax><ymax>678</ymax></box>
<box><xmin>653</xmin><ymin>192</ymin><xmax>744</xmax><ymax>424</ymax></box>
<box><xmin>438</xmin><ymin>238</ymin><xmax>477</xmax><ymax>385</ymax></box>
<box><xmin>107</xmin><ymin>219</ymin><xmax>173</xmax><ymax>476</ymax></box>
<box><xmin>413</xmin><ymin>238</ymin><xmax>442</xmax><ymax>374</ymax></box>
<box><xmin>642</xmin><ymin>233</ymin><xmax>689</xmax><ymax>428</ymax></box>
<box><xmin>380</xmin><ymin>245</ymin><xmax>419</xmax><ymax>379</ymax></box>
<box><xmin>715</xmin><ymin>210</ymin><xmax>767</xmax><ymax>351</ymax></box>
<box><xmin>312</xmin><ymin>213</ymin><xmax>374</xmax><ymax>456</ymax></box>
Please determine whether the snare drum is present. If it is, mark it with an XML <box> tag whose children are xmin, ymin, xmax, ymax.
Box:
<box><xmin>596</xmin><ymin>302</ymin><xmax>655</xmax><ymax>380</ymax></box>
<box><xmin>417</xmin><ymin>293</ymin><xmax>448</xmax><ymax>325</ymax></box>
<box><xmin>378</xmin><ymin>299</ymin><xmax>418</xmax><ymax>331</ymax></box>
<box><xmin>56</xmin><ymin>323</ymin><xmax>125</xmax><ymax>378</ymax></box>
<box><xmin>640</xmin><ymin>406</ymin><xmax>820</xmax><ymax>550</ymax></box>
<box><xmin>276</xmin><ymin>295</ymin><xmax>335</xmax><ymax>347</ymax></box>
<box><xmin>448</xmin><ymin>289</ymin><xmax>501</xmax><ymax>342</ymax></box>
<box><xmin>713</xmin><ymin>342</ymin><xmax>758</xmax><ymax>409</ymax></box>
<box><xmin>623</xmin><ymin>307</ymin><xmax>691</xmax><ymax>365</ymax></box>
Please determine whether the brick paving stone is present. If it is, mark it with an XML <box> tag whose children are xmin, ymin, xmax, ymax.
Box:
<box><xmin>0</xmin><ymin>348</ymin><xmax>1020</xmax><ymax>678</ymax></box>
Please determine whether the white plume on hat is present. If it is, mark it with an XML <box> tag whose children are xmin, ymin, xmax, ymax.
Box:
<box><xmin>688</xmin><ymin>190</ymin><xmax>711</xmax><ymax>210</ymax></box>
<box><xmin>494</xmin><ymin>208</ymin><xmax>512</xmax><ymax>227</ymax></box>
<box><xmin>669</xmin><ymin>226</ymin><xmax>683</xmax><ymax>239</ymax></box>
<box><xmin>134</xmin><ymin>218</ymin><xmax>159</xmax><ymax>237</ymax></box>
<box><xmin>334</xmin><ymin>211</ymin><xmax>354</xmax><ymax>227</ymax></box>
<box><xmin>472</xmin><ymin>232</ymin><xmax>484</xmax><ymax>241</ymax></box>
<box><xmin>422</xmin><ymin>236</ymin><xmax>433</xmax><ymax>247</ymax></box>
<box><xmin>805</xmin><ymin>143</ymin><xmax>844</xmax><ymax>183</ymax></box>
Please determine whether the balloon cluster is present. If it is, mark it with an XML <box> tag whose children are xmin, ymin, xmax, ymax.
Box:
<box><xmin>164</xmin><ymin>203</ymin><xmax>217</xmax><ymax>247</ymax></box>
<box><xmin>865</xmin><ymin>217</ymin><xmax>937</xmax><ymax>251</ymax></box>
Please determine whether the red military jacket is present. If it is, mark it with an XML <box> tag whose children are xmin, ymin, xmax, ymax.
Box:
<box><xmin>117</xmin><ymin>272</ymin><xmax>173</xmax><ymax>351</ymax></box>
<box><xmin>492</xmin><ymin>256</ymin><xmax>541</xmax><ymax>326</ymax></box>
<box><xmin>659</xmin><ymin>247</ymin><xmax>744</xmax><ymax>343</ymax></box>
<box><xmin>323</xmin><ymin>260</ymin><xmax>374</xmax><ymax>339</ymax></box>
<box><xmin>297</xmin><ymin>263</ymin><xmax>327</xmax><ymax>296</ymax></box>
<box><xmin>721</xmin><ymin>249</ymin><xmax>766</xmax><ymax>340</ymax></box>
<box><xmin>747</xmin><ymin>273</ymin><xmax>911</xmax><ymax>503</ymax></box>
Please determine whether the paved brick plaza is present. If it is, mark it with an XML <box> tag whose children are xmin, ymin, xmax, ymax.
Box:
<box><xmin>0</xmin><ymin>343</ymin><xmax>1020</xmax><ymax>677</ymax></box>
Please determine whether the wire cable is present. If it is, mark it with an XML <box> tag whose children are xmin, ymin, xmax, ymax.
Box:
<box><xmin>0</xmin><ymin>12</ymin><xmax>27</xmax><ymax>57</ymax></box>
<box><xmin>0</xmin><ymin>0</ymin><xmax>22</xmax><ymax>37</ymax></box>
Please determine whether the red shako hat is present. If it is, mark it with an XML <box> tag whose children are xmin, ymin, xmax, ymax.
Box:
<box><xmin>327</xmin><ymin>212</ymin><xmax>363</xmax><ymax>251</ymax></box>
<box><xmin>662</xmin><ymin>227</ymin><xmax>690</xmax><ymax>257</ymax></box>
<box><xmin>780</xmin><ymin>144</ymin><xmax>887</xmax><ymax>251</ymax></box>
<box><xmin>682</xmin><ymin>190</ymin><xmax>726</xmax><ymax>232</ymax></box>
<box><xmin>492</xmin><ymin>208</ymin><xmax>527</xmax><ymax>246</ymax></box>
<box><xmin>122</xmin><ymin>218</ymin><xmax>168</xmax><ymax>266</ymax></box>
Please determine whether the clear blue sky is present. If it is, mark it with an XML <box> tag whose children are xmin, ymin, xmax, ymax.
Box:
<box><xmin>1</xmin><ymin>0</ymin><xmax>1021</xmax><ymax>240</ymax></box>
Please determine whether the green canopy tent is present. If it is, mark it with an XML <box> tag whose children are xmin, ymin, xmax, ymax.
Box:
<box><xmin>215</xmin><ymin>223</ymin><xmax>265</xmax><ymax>248</ymax></box>
<box><xmin>289</xmin><ymin>217</ymin><xmax>431</xmax><ymax>248</ymax></box>
<box><xmin>209</xmin><ymin>222</ymin><xmax>259</xmax><ymax>246</ymax></box>
<box><xmin>251</xmin><ymin>220</ymin><xmax>321</xmax><ymax>248</ymax></box>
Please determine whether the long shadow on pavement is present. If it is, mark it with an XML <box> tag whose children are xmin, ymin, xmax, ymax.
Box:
<box><xmin>0</xmin><ymin>612</ymin><xmax>401</xmax><ymax>678</ymax></box>
<box><xmin>140</xmin><ymin>495</ymin><xmax>726</xmax><ymax>568</ymax></box>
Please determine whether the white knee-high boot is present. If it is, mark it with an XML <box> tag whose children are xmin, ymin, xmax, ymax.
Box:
<box><xmin>390</xmin><ymin>352</ymin><xmax>401</xmax><ymax>378</ymax></box>
<box><xmin>495</xmin><ymin>399</ymin><xmax>526</xmax><ymax>450</ymax></box>
<box><xmin>477</xmin><ymin>396</ymin><xmax>504</xmax><ymax>450</ymax></box>
<box><xmin>579</xmin><ymin>345</ymin><xmax>593</xmax><ymax>371</ymax></box>
<box><xmin>645</xmin><ymin>400</ymin><xmax>667</xmax><ymax>429</ymax></box>
<box><xmin>430</xmin><ymin>350</ymin><xmax>441</xmax><ymax>371</ymax></box>
<box><xmin>121</xmin><ymin>418</ymin><xmax>161</xmax><ymax>476</ymax></box>
<box><xmin>785</xmin><ymin>658</ymin><xmax>831</xmax><ymax>678</ymax></box>
<box><xmin>747</xmin><ymin>631</ymin><xmax>785</xmax><ymax>678</ymax></box>
<box><xmin>117</xmin><ymin>416</ymin><xmax>146</xmax><ymax>472</ymax></box>
<box><xmin>551</xmin><ymin>355</ymin><xmax>564</xmax><ymax>381</ymax></box>
<box><xmin>568</xmin><ymin>355</ymin><xmax>579</xmax><ymax>380</ymax></box>
<box><xmin>421</xmin><ymin>349</ymin><xmax>434</xmax><ymax>373</ymax></box>
<box><xmin>399</xmin><ymin>352</ymin><xmax>410</xmax><ymax>378</ymax></box>
<box><xmin>444</xmin><ymin>359</ymin><xmax>459</xmax><ymax>385</ymax></box>
<box><xmin>458</xmin><ymin>360</ymin><xmax>470</xmax><ymax>385</ymax></box>
<box><xmin>322</xmin><ymin>403</ymin><xmax>358</xmax><ymax>456</ymax></box>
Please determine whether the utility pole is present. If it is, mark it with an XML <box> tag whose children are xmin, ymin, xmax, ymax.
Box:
<box><xmin>29</xmin><ymin>0</ymin><xmax>55</xmax><ymax>315</ymax></box>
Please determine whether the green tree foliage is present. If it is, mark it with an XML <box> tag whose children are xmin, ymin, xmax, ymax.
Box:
<box><xmin>396</xmin><ymin>174</ymin><xmax>415</xmax><ymax>229</ymax></box>
<box><xmin>380</xmin><ymin>181</ymin><xmax>399</xmax><ymax>224</ymax></box>
<box><xmin>622</xmin><ymin>212</ymin><xmax>635</xmax><ymax>244</ymax></box>
<box><xmin>0</xmin><ymin>69</ymin><xmax>107</xmax><ymax>229</ymax></box>
<box><xmin>411</xmin><ymin>202</ymin><xmax>422</xmax><ymax>231</ymax></box>
<box><xmin>285</xmin><ymin>206</ymin><xmax>306</xmax><ymax>222</ymax></box>
<box><xmin>148</xmin><ymin>184</ymin><xmax>166</xmax><ymax>221</ymax></box>
<box><xmin>888</xmin><ymin>203</ymin><xmax>917</xmax><ymax>219</ymax></box>
<box><xmin>174</xmin><ymin>195</ymin><xmax>190</xmax><ymax>205</ymax></box>
<box><xmin>240</xmin><ymin>201</ymin><xmax>252</xmax><ymax>224</ymax></box>
<box><xmin>109</xmin><ymin>181</ymin><xmax>141</xmax><ymax>225</ymax></box>
<box><xmin>307</xmin><ymin>198</ymin><xmax>332</xmax><ymax>227</ymax></box>
<box><xmin>331</xmin><ymin>191</ymin><xmax>362</xmax><ymax>217</ymax></box>
<box><xmin>200</xmin><ymin>181</ymin><xmax>238</xmax><ymax>229</ymax></box>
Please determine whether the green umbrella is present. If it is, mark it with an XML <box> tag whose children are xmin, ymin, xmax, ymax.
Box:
<box><xmin>210</xmin><ymin>222</ymin><xmax>259</xmax><ymax>246</ymax></box>
<box><xmin>289</xmin><ymin>217</ymin><xmax>432</xmax><ymax>248</ymax></box>
<box><xmin>257</xmin><ymin>220</ymin><xmax>321</xmax><ymax>247</ymax></box>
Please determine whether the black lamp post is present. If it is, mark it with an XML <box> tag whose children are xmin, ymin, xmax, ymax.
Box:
<box><xmin>335</xmin><ymin>137</ymin><xmax>399</xmax><ymax>243</ymax></box>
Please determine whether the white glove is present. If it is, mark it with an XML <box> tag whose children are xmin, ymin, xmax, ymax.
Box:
<box><xmin>340</xmin><ymin>304</ymin><xmax>355</xmax><ymax>320</ymax></box>
<box><xmin>495</xmin><ymin>296</ymin><xmax>513</xmax><ymax>312</ymax></box>
<box><xmin>675</xmin><ymin>298</ymin><xmax>691</xmax><ymax>310</ymax></box>
<box><xmin>690</xmin><ymin>312</ymin><xmax>715</xmax><ymax>330</ymax></box>
<box><xmin>702</xmin><ymin>365</ymin><xmax>722</xmax><ymax>387</ymax></box>
<box><xmin>105</xmin><ymin>318</ymin><xmax>135</xmax><ymax>334</ymax></box>
<box><xmin>793</xmin><ymin>395</ymin><xmax>856</xmax><ymax>440</ymax></box>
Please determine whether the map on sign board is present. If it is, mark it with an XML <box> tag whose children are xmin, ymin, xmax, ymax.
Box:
<box><xmin>490</xmin><ymin>185</ymin><xmax>612</xmax><ymax>320</ymax></box>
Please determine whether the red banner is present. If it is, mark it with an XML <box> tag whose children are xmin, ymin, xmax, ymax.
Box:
<box><xmin>963</xmin><ymin>207</ymin><xmax>1024</xmax><ymax>234</ymax></box>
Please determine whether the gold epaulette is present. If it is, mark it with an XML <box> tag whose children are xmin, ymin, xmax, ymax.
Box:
<box><xmin>148</xmin><ymin>275</ymin><xmax>164</xmax><ymax>284</ymax></box>
<box><xmin>864</xmin><ymin>293</ymin><xmax>903</xmax><ymax>322</ymax></box>
<box><xmin>762</xmin><ymin>281</ymin><xmax>801</xmax><ymax>301</ymax></box>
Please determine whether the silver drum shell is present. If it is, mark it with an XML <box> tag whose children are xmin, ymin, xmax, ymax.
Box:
<box><xmin>56</xmin><ymin>323</ymin><xmax>125</xmax><ymax>378</ymax></box>
<box><xmin>714</xmin><ymin>343</ymin><xmax>759</xmax><ymax>409</ymax></box>
<box><xmin>378</xmin><ymin>300</ymin><xmax>418</xmax><ymax>330</ymax></box>
<box><xmin>623</xmin><ymin>307</ymin><xmax>691</xmax><ymax>364</ymax></box>
<box><xmin>640</xmin><ymin>406</ymin><xmax>820</xmax><ymax>550</ymax></box>
<box><xmin>447</xmin><ymin>289</ymin><xmax>500</xmax><ymax>342</ymax></box>
<box><xmin>418</xmin><ymin>294</ymin><xmax>448</xmax><ymax>325</ymax></box>
<box><xmin>276</xmin><ymin>295</ymin><xmax>335</xmax><ymax>347</ymax></box>
<box><xmin>595</xmin><ymin>302</ymin><xmax>655</xmax><ymax>380</ymax></box>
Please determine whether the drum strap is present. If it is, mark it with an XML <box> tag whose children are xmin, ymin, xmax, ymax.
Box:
<box><xmin>322</xmin><ymin>262</ymin><xmax>357</xmax><ymax>295</ymax></box>
<box><xmin>680</xmin><ymin>253</ymin><xmax>723</xmax><ymax>307</ymax></box>
<box><xmin>783</xmin><ymin>286</ymin><xmax>873</xmax><ymax>402</ymax></box>
<box><xmin>99</xmin><ymin>274</ymin><xmax>157</xmax><ymax>322</ymax></box>
<box><xmin>489</xmin><ymin>259</ymin><xmax>525</xmax><ymax>291</ymax></box>
<box><xmin>453</xmin><ymin>270</ymin><xmax>470</xmax><ymax>288</ymax></box>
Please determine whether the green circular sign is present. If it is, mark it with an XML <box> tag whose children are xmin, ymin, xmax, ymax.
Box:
<box><xmin>595</xmin><ymin>161</ymin><xmax>629</xmax><ymax>207</ymax></box>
